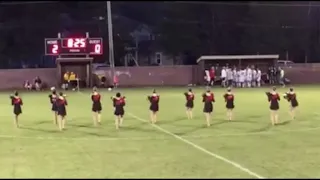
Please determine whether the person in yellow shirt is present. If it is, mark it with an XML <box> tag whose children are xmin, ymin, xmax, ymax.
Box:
<box><xmin>69</xmin><ymin>72</ymin><xmax>77</xmax><ymax>90</ymax></box>
<box><xmin>63</xmin><ymin>71</ymin><xmax>70</xmax><ymax>90</ymax></box>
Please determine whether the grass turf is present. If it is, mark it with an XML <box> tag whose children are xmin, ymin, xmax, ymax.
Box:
<box><xmin>0</xmin><ymin>86</ymin><xmax>319</xmax><ymax>178</ymax></box>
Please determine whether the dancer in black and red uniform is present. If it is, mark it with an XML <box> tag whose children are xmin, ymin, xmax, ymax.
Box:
<box><xmin>284</xmin><ymin>87</ymin><xmax>299</xmax><ymax>120</ymax></box>
<box><xmin>111</xmin><ymin>92</ymin><xmax>126</xmax><ymax>129</ymax></box>
<box><xmin>266</xmin><ymin>86</ymin><xmax>280</xmax><ymax>125</ymax></box>
<box><xmin>10</xmin><ymin>91</ymin><xmax>23</xmax><ymax>128</ymax></box>
<box><xmin>202</xmin><ymin>89</ymin><xmax>215</xmax><ymax>127</ymax></box>
<box><xmin>91</xmin><ymin>87</ymin><xmax>102</xmax><ymax>126</ymax></box>
<box><xmin>223</xmin><ymin>87</ymin><xmax>235</xmax><ymax>121</ymax></box>
<box><xmin>148</xmin><ymin>89</ymin><xmax>160</xmax><ymax>124</ymax></box>
<box><xmin>48</xmin><ymin>88</ymin><xmax>58</xmax><ymax>124</ymax></box>
<box><xmin>57</xmin><ymin>92</ymin><xmax>68</xmax><ymax>131</ymax></box>
<box><xmin>184</xmin><ymin>88</ymin><xmax>195</xmax><ymax>119</ymax></box>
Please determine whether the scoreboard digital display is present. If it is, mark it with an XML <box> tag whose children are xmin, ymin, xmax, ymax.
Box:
<box><xmin>45</xmin><ymin>38</ymin><xmax>103</xmax><ymax>55</ymax></box>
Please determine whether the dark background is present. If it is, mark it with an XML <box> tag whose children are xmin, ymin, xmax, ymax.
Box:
<box><xmin>0</xmin><ymin>1</ymin><xmax>319</xmax><ymax>68</ymax></box>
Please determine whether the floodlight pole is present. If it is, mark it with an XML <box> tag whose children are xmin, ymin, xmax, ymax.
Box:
<box><xmin>107</xmin><ymin>1</ymin><xmax>115</xmax><ymax>80</ymax></box>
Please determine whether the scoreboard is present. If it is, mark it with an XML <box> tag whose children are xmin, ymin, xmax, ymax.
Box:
<box><xmin>45</xmin><ymin>37</ymin><xmax>103</xmax><ymax>56</ymax></box>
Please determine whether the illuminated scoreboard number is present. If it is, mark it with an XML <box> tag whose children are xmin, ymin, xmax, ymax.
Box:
<box><xmin>45</xmin><ymin>39</ymin><xmax>60</xmax><ymax>55</ymax></box>
<box><xmin>88</xmin><ymin>38</ymin><xmax>103</xmax><ymax>55</ymax></box>
<box><xmin>44</xmin><ymin>37</ymin><xmax>103</xmax><ymax>55</ymax></box>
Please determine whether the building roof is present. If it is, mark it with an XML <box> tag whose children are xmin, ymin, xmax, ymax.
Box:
<box><xmin>196</xmin><ymin>54</ymin><xmax>279</xmax><ymax>63</ymax></box>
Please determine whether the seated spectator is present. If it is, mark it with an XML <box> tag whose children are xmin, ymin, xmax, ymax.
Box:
<box><xmin>34</xmin><ymin>76</ymin><xmax>42</xmax><ymax>91</ymax></box>
<box><xmin>24</xmin><ymin>80</ymin><xmax>32</xmax><ymax>90</ymax></box>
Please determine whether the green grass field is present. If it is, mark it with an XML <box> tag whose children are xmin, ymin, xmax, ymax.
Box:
<box><xmin>0</xmin><ymin>86</ymin><xmax>319</xmax><ymax>178</ymax></box>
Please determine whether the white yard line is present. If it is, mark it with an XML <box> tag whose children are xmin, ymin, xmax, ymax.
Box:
<box><xmin>128</xmin><ymin>113</ymin><xmax>265</xmax><ymax>179</ymax></box>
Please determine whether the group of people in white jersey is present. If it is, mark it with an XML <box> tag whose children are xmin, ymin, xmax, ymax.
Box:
<box><xmin>219</xmin><ymin>66</ymin><xmax>262</xmax><ymax>88</ymax></box>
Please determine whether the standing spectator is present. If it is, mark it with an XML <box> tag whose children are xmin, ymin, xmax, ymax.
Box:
<box><xmin>221</xmin><ymin>66</ymin><xmax>227</xmax><ymax>87</ymax></box>
<box><xmin>209</xmin><ymin>67</ymin><xmax>215</xmax><ymax>86</ymax></box>
<box><xmin>34</xmin><ymin>76</ymin><xmax>42</xmax><ymax>91</ymax></box>
<box><xmin>63</xmin><ymin>71</ymin><xmax>70</xmax><ymax>90</ymax></box>
<box><xmin>24</xmin><ymin>80</ymin><xmax>32</xmax><ymax>90</ymax></box>
<box><xmin>279</xmin><ymin>67</ymin><xmax>285</xmax><ymax>87</ymax></box>
<box><xmin>69</xmin><ymin>72</ymin><xmax>77</xmax><ymax>90</ymax></box>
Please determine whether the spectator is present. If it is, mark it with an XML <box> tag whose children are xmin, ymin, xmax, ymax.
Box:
<box><xmin>24</xmin><ymin>80</ymin><xmax>32</xmax><ymax>90</ymax></box>
<box><xmin>69</xmin><ymin>72</ymin><xmax>77</xmax><ymax>89</ymax></box>
<box><xmin>209</xmin><ymin>67</ymin><xmax>215</xmax><ymax>86</ymax></box>
<box><xmin>279</xmin><ymin>67</ymin><xmax>285</xmax><ymax>87</ymax></box>
<box><xmin>34</xmin><ymin>76</ymin><xmax>42</xmax><ymax>91</ymax></box>
<box><xmin>63</xmin><ymin>71</ymin><xmax>70</xmax><ymax>90</ymax></box>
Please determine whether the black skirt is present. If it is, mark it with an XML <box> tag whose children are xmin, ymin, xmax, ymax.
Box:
<box><xmin>13</xmin><ymin>105</ymin><xmax>22</xmax><ymax>115</ymax></box>
<box><xmin>114</xmin><ymin>106</ymin><xmax>124</xmax><ymax>116</ymax></box>
<box><xmin>57</xmin><ymin>106</ymin><xmax>67</xmax><ymax>117</ymax></box>
<box><xmin>291</xmin><ymin>100</ymin><xmax>299</xmax><ymax>108</ymax></box>
<box><xmin>150</xmin><ymin>103</ymin><xmax>159</xmax><ymax>112</ymax></box>
<box><xmin>226</xmin><ymin>102</ymin><xmax>234</xmax><ymax>109</ymax></box>
<box><xmin>203</xmin><ymin>102</ymin><xmax>213</xmax><ymax>113</ymax></box>
<box><xmin>270</xmin><ymin>103</ymin><xmax>279</xmax><ymax>110</ymax></box>
<box><xmin>186</xmin><ymin>100</ymin><xmax>194</xmax><ymax>108</ymax></box>
<box><xmin>92</xmin><ymin>102</ymin><xmax>102</xmax><ymax>112</ymax></box>
<box><xmin>51</xmin><ymin>103</ymin><xmax>58</xmax><ymax>112</ymax></box>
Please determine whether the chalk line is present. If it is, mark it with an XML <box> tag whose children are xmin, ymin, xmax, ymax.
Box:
<box><xmin>128</xmin><ymin>113</ymin><xmax>265</xmax><ymax>179</ymax></box>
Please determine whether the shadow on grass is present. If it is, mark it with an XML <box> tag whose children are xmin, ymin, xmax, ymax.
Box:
<box><xmin>69</xmin><ymin>123</ymin><xmax>94</xmax><ymax>128</ymax></box>
<box><xmin>33</xmin><ymin>121</ymin><xmax>51</xmax><ymax>125</ymax></box>
<box><xmin>249</xmin><ymin>124</ymin><xmax>272</xmax><ymax>133</ymax></box>
<box><xmin>158</xmin><ymin>116</ymin><xmax>187</xmax><ymax>125</ymax></box>
<box><xmin>174</xmin><ymin>125</ymin><xmax>206</xmax><ymax>136</ymax></box>
<box><xmin>20</xmin><ymin>126</ymin><xmax>59</xmax><ymax>133</ymax></box>
<box><xmin>277</xmin><ymin>120</ymin><xmax>291</xmax><ymax>126</ymax></box>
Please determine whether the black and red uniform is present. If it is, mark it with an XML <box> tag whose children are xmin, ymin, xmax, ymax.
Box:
<box><xmin>91</xmin><ymin>92</ymin><xmax>102</xmax><ymax>112</ymax></box>
<box><xmin>113</xmin><ymin>96</ymin><xmax>125</xmax><ymax>116</ymax></box>
<box><xmin>224</xmin><ymin>93</ymin><xmax>234</xmax><ymax>109</ymax></box>
<box><xmin>184</xmin><ymin>92</ymin><xmax>194</xmax><ymax>108</ymax></box>
<box><xmin>11</xmin><ymin>96</ymin><xmax>23</xmax><ymax>115</ymax></box>
<box><xmin>148</xmin><ymin>94</ymin><xmax>160</xmax><ymax>112</ymax></box>
<box><xmin>202</xmin><ymin>92</ymin><xmax>215</xmax><ymax>113</ymax></box>
<box><xmin>285</xmin><ymin>92</ymin><xmax>299</xmax><ymax>108</ymax></box>
<box><xmin>266</xmin><ymin>92</ymin><xmax>280</xmax><ymax>110</ymax></box>
<box><xmin>57</xmin><ymin>96</ymin><xmax>68</xmax><ymax>117</ymax></box>
<box><xmin>49</xmin><ymin>93</ymin><xmax>58</xmax><ymax>111</ymax></box>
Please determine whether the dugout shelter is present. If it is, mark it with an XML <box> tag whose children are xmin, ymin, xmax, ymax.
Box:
<box><xmin>196</xmin><ymin>54</ymin><xmax>279</xmax><ymax>84</ymax></box>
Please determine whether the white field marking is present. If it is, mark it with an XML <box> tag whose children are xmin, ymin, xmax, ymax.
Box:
<box><xmin>128</xmin><ymin>113</ymin><xmax>265</xmax><ymax>179</ymax></box>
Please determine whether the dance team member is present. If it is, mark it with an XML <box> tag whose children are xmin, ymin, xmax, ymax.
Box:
<box><xmin>57</xmin><ymin>92</ymin><xmax>68</xmax><ymax>131</ymax></box>
<box><xmin>223</xmin><ymin>87</ymin><xmax>235</xmax><ymax>121</ymax></box>
<box><xmin>10</xmin><ymin>91</ymin><xmax>23</xmax><ymax>128</ymax></box>
<box><xmin>148</xmin><ymin>89</ymin><xmax>160</xmax><ymax>124</ymax></box>
<box><xmin>184</xmin><ymin>88</ymin><xmax>194</xmax><ymax>119</ymax></box>
<box><xmin>284</xmin><ymin>87</ymin><xmax>299</xmax><ymax>120</ymax></box>
<box><xmin>266</xmin><ymin>86</ymin><xmax>280</xmax><ymax>125</ymax></box>
<box><xmin>48</xmin><ymin>87</ymin><xmax>58</xmax><ymax>124</ymax></box>
<box><xmin>202</xmin><ymin>89</ymin><xmax>215</xmax><ymax>127</ymax></box>
<box><xmin>91</xmin><ymin>87</ymin><xmax>102</xmax><ymax>126</ymax></box>
<box><xmin>112</xmin><ymin>92</ymin><xmax>126</xmax><ymax>129</ymax></box>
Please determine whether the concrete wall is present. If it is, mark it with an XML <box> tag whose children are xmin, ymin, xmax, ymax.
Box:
<box><xmin>1</xmin><ymin>64</ymin><xmax>319</xmax><ymax>90</ymax></box>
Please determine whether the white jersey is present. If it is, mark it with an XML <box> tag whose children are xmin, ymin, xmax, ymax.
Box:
<box><xmin>246</xmin><ymin>68</ymin><xmax>252</xmax><ymax>80</ymax></box>
<box><xmin>233</xmin><ymin>70</ymin><xmax>238</xmax><ymax>81</ymax></box>
<box><xmin>221</xmin><ymin>69</ymin><xmax>227</xmax><ymax>78</ymax></box>
<box><xmin>205</xmin><ymin>70</ymin><xmax>210</xmax><ymax>82</ymax></box>
<box><xmin>240</xmin><ymin>70</ymin><xmax>246</xmax><ymax>82</ymax></box>
<box><xmin>252</xmin><ymin>69</ymin><xmax>257</xmax><ymax>80</ymax></box>
<box><xmin>237</xmin><ymin>71</ymin><xmax>241</xmax><ymax>82</ymax></box>
<box><xmin>227</xmin><ymin>68</ymin><xmax>233</xmax><ymax>80</ymax></box>
<box><xmin>257</xmin><ymin>70</ymin><xmax>262</xmax><ymax>81</ymax></box>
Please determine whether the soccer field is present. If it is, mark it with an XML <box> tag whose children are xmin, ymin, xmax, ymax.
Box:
<box><xmin>0</xmin><ymin>86</ymin><xmax>319</xmax><ymax>178</ymax></box>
